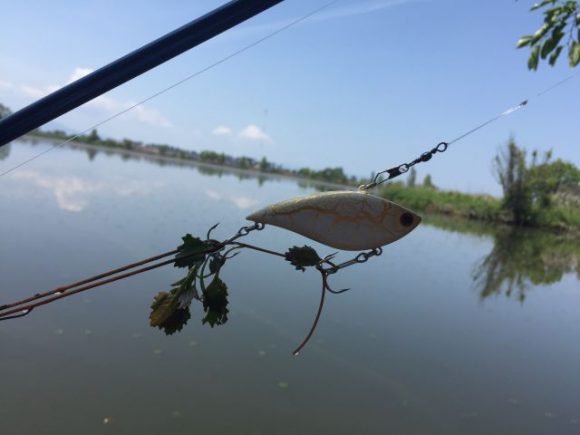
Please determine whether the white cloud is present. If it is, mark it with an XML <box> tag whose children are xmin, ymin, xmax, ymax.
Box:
<box><xmin>67</xmin><ymin>67</ymin><xmax>94</xmax><ymax>83</ymax></box>
<box><xmin>0</xmin><ymin>79</ymin><xmax>14</xmax><ymax>90</ymax></box>
<box><xmin>230</xmin><ymin>195</ymin><xmax>258</xmax><ymax>210</ymax></box>
<box><xmin>205</xmin><ymin>189</ymin><xmax>222</xmax><ymax>200</ymax></box>
<box><xmin>10</xmin><ymin>170</ymin><xmax>162</xmax><ymax>212</ymax></box>
<box><xmin>212</xmin><ymin>125</ymin><xmax>233</xmax><ymax>136</ymax></box>
<box><xmin>204</xmin><ymin>188</ymin><xmax>258</xmax><ymax>210</ymax></box>
<box><xmin>239</xmin><ymin>125</ymin><xmax>271</xmax><ymax>142</ymax></box>
<box><xmin>0</xmin><ymin>68</ymin><xmax>172</xmax><ymax>128</ymax></box>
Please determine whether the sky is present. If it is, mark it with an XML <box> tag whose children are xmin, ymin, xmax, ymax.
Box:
<box><xmin>1</xmin><ymin>0</ymin><xmax>578</xmax><ymax>195</ymax></box>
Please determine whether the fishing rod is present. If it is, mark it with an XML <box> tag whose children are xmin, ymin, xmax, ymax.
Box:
<box><xmin>0</xmin><ymin>0</ymin><xmax>285</xmax><ymax>147</ymax></box>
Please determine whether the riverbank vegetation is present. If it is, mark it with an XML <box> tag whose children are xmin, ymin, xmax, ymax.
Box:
<box><xmin>380</xmin><ymin>139</ymin><xmax>580</xmax><ymax>231</ymax></box>
<box><xmin>30</xmin><ymin>128</ymin><xmax>357</xmax><ymax>186</ymax></box>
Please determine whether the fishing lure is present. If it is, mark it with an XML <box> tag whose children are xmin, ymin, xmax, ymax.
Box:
<box><xmin>247</xmin><ymin>190</ymin><xmax>420</xmax><ymax>250</ymax></box>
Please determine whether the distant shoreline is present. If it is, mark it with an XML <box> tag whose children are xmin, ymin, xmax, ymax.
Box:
<box><xmin>21</xmin><ymin>134</ymin><xmax>354</xmax><ymax>191</ymax></box>
<box><xmin>19</xmin><ymin>134</ymin><xmax>580</xmax><ymax>234</ymax></box>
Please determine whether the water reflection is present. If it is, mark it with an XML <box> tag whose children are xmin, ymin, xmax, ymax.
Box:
<box><xmin>424</xmin><ymin>215</ymin><xmax>579</xmax><ymax>302</ymax></box>
<box><xmin>0</xmin><ymin>143</ymin><xmax>10</xmax><ymax>160</ymax></box>
<box><xmin>9</xmin><ymin>169</ymin><xmax>163</xmax><ymax>212</ymax></box>
<box><xmin>18</xmin><ymin>138</ymin><xmax>348</xmax><ymax>192</ymax></box>
<box><xmin>474</xmin><ymin>228</ymin><xmax>579</xmax><ymax>302</ymax></box>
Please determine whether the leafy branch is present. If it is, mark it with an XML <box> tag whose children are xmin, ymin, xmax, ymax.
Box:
<box><xmin>517</xmin><ymin>0</ymin><xmax>580</xmax><ymax>69</ymax></box>
<box><xmin>0</xmin><ymin>222</ymin><xmax>383</xmax><ymax>354</ymax></box>
<box><xmin>148</xmin><ymin>223</ymin><xmax>363</xmax><ymax>354</ymax></box>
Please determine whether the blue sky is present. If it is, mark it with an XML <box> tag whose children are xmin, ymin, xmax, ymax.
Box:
<box><xmin>1</xmin><ymin>0</ymin><xmax>578</xmax><ymax>195</ymax></box>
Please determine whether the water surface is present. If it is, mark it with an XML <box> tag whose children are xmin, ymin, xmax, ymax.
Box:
<box><xmin>1</xmin><ymin>139</ymin><xmax>579</xmax><ymax>435</ymax></box>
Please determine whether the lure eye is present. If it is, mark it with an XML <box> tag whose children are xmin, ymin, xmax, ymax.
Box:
<box><xmin>400</xmin><ymin>212</ymin><xmax>414</xmax><ymax>227</ymax></box>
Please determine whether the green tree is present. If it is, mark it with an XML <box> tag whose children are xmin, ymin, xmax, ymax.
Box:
<box><xmin>0</xmin><ymin>102</ymin><xmax>12</xmax><ymax>119</ymax></box>
<box><xmin>494</xmin><ymin>138</ymin><xmax>532</xmax><ymax>225</ymax></box>
<box><xmin>407</xmin><ymin>167</ymin><xmax>417</xmax><ymax>188</ymax></box>
<box><xmin>517</xmin><ymin>0</ymin><xmax>580</xmax><ymax>69</ymax></box>
<box><xmin>0</xmin><ymin>143</ymin><xmax>10</xmax><ymax>160</ymax></box>
<box><xmin>259</xmin><ymin>156</ymin><xmax>270</xmax><ymax>172</ymax></box>
<box><xmin>87</xmin><ymin>129</ymin><xmax>101</xmax><ymax>144</ymax></box>
<box><xmin>528</xmin><ymin>154</ymin><xmax>580</xmax><ymax>206</ymax></box>
<box><xmin>422</xmin><ymin>174</ymin><xmax>436</xmax><ymax>189</ymax></box>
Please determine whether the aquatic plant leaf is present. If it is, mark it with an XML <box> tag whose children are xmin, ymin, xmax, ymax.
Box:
<box><xmin>177</xmin><ymin>288</ymin><xmax>196</xmax><ymax>309</ymax></box>
<box><xmin>149</xmin><ymin>290</ymin><xmax>192</xmax><ymax>335</ymax></box>
<box><xmin>172</xmin><ymin>267</ymin><xmax>199</xmax><ymax>307</ymax></box>
<box><xmin>150</xmin><ymin>292</ymin><xmax>175</xmax><ymax>327</ymax></box>
<box><xmin>209</xmin><ymin>255</ymin><xmax>225</xmax><ymax>275</ymax></box>
<box><xmin>202</xmin><ymin>276</ymin><xmax>229</xmax><ymax>327</ymax></box>
<box><xmin>174</xmin><ymin>234</ymin><xmax>210</xmax><ymax>268</ymax></box>
<box><xmin>159</xmin><ymin>307</ymin><xmax>191</xmax><ymax>335</ymax></box>
<box><xmin>284</xmin><ymin>246</ymin><xmax>321</xmax><ymax>272</ymax></box>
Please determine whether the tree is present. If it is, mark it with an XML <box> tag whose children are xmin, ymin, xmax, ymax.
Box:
<box><xmin>517</xmin><ymin>1</ymin><xmax>580</xmax><ymax>70</ymax></box>
<box><xmin>422</xmin><ymin>174</ymin><xmax>436</xmax><ymax>189</ymax></box>
<box><xmin>0</xmin><ymin>143</ymin><xmax>10</xmax><ymax>160</ymax></box>
<box><xmin>259</xmin><ymin>156</ymin><xmax>270</xmax><ymax>172</ymax></box>
<box><xmin>407</xmin><ymin>167</ymin><xmax>417</xmax><ymax>188</ymax></box>
<box><xmin>0</xmin><ymin>102</ymin><xmax>12</xmax><ymax>119</ymax></box>
<box><xmin>527</xmin><ymin>154</ymin><xmax>580</xmax><ymax>206</ymax></box>
<box><xmin>494</xmin><ymin>138</ymin><xmax>532</xmax><ymax>225</ymax></box>
<box><xmin>87</xmin><ymin>129</ymin><xmax>100</xmax><ymax>144</ymax></box>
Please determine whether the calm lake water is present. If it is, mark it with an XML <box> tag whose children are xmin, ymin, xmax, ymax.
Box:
<box><xmin>1</xmin><ymin>139</ymin><xmax>579</xmax><ymax>435</ymax></box>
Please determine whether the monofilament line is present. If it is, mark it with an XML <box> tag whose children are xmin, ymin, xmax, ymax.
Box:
<box><xmin>448</xmin><ymin>70</ymin><xmax>580</xmax><ymax>147</ymax></box>
<box><xmin>0</xmin><ymin>0</ymin><xmax>343</xmax><ymax>179</ymax></box>
<box><xmin>360</xmin><ymin>70</ymin><xmax>579</xmax><ymax>190</ymax></box>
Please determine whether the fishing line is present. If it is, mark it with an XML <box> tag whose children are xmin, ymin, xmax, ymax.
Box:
<box><xmin>0</xmin><ymin>0</ymin><xmax>343</xmax><ymax>178</ymax></box>
<box><xmin>361</xmin><ymin>70</ymin><xmax>580</xmax><ymax>190</ymax></box>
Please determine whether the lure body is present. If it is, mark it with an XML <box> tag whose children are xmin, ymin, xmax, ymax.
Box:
<box><xmin>246</xmin><ymin>191</ymin><xmax>421</xmax><ymax>251</ymax></box>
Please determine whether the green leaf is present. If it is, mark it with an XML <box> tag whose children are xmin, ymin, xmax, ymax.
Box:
<box><xmin>540</xmin><ymin>25</ymin><xmax>564</xmax><ymax>59</ymax></box>
<box><xmin>516</xmin><ymin>35</ymin><xmax>534</xmax><ymax>48</ymax></box>
<box><xmin>150</xmin><ymin>292</ymin><xmax>175</xmax><ymax>327</ymax></box>
<box><xmin>159</xmin><ymin>307</ymin><xmax>191</xmax><ymax>335</ymax></box>
<box><xmin>149</xmin><ymin>291</ymin><xmax>192</xmax><ymax>335</ymax></box>
<box><xmin>284</xmin><ymin>246</ymin><xmax>322</xmax><ymax>272</ymax></box>
<box><xmin>528</xmin><ymin>45</ymin><xmax>541</xmax><ymax>70</ymax></box>
<box><xmin>541</xmin><ymin>39</ymin><xmax>555</xmax><ymax>59</ymax></box>
<box><xmin>548</xmin><ymin>45</ymin><xmax>564</xmax><ymax>65</ymax></box>
<box><xmin>531</xmin><ymin>23</ymin><xmax>551</xmax><ymax>43</ymax></box>
<box><xmin>209</xmin><ymin>255</ymin><xmax>225</xmax><ymax>275</ymax></box>
<box><xmin>149</xmin><ymin>292</ymin><xmax>192</xmax><ymax>335</ymax></box>
<box><xmin>174</xmin><ymin>234</ymin><xmax>210</xmax><ymax>268</ymax></box>
<box><xmin>531</xmin><ymin>0</ymin><xmax>556</xmax><ymax>12</ymax></box>
<box><xmin>570</xmin><ymin>41</ymin><xmax>580</xmax><ymax>67</ymax></box>
<box><xmin>202</xmin><ymin>276</ymin><xmax>229</xmax><ymax>327</ymax></box>
<box><xmin>542</xmin><ymin>36</ymin><xmax>563</xmax><ymax>59</ymax></box>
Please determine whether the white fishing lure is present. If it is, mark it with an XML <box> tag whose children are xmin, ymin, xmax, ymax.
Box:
<box><xmin>246</xmin><ymin>191</ymin><xmax>421</xmax><ymax>251</ymax></box>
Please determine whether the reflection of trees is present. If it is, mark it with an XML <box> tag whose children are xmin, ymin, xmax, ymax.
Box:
<box><xmin>236</xmin><ymin>172</ymin><xmax>252</xmax><ymax>182</ymax></box>
<box><xmin>473</xmin><ymin>228</ymin><xmax>579</xmax><ymax>302</ymax></box>
<box><xmin>196</xmin><ymin>165</ymin><xmax>224</xmax><ymax>178</ymax></box>
<box><xmin>0</xmin><ymin>143</ymin><xmax>10</xmax><ymax>160</ymax></box>
<box><xmin>16</xmin><ymin>139</ymin><xmax>349</xmax><ymax>193</ymax></box>
<box><xmin>297</xmin><ymin>179</ymin><xmax>335</xmax><ymax>192</ymax></box>
<box><xmin>85</xmin><ymin>148</ymin><xmax>98</xmax><ymax>161</ymax></box>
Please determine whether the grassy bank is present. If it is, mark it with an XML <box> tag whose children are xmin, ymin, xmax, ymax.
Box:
<box><xmin>380</xmin><ymin>184</ymin><xmax>580</xmax><ymax>232</ymax></box>
<box><xmin>380</xmin><ymin>184</ymin><xmax>502</xmax><ymax>220</ymax></box>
